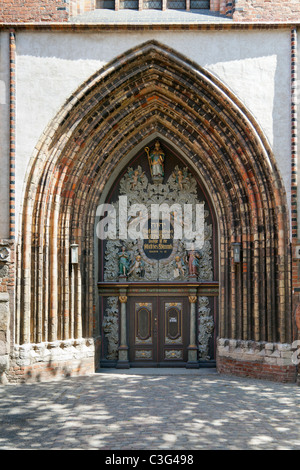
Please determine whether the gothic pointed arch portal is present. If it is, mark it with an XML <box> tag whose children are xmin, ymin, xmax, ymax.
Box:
<box><xmin>15</xmin><ymin>41</ymin><xmax>293</xmax><ymax>379</ymax></box>
<box><xmin>97</xmin><ymin>136</ymin><xmax>219</xmax><ymax>367</ymax></box>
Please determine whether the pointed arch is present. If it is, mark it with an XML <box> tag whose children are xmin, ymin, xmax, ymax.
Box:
<box><xmin>16</xmin><ymin>40</ymin><xmax>292</xmax><ymax>358</ymax></box>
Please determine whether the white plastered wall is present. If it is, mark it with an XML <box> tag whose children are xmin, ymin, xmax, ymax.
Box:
<box><xmin>0</xmin><ymin>28</ymin><xmax>292</xmax><ymax>238</ymax></box>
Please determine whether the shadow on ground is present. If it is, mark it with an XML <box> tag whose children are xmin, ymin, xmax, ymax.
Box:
<box><xmin>0</xmin><ymin>371</ymin><xmax>299</xmax><ymax>450</ymax></box>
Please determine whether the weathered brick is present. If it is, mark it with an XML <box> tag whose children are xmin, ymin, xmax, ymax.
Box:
<box><xmin>233</xmin><ymin>0</ymin><xmax>300</xmax><ymax>21</ymax></box>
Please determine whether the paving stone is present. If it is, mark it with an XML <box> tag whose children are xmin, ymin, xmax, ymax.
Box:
<box><xmin>0</xmin><ymin>369</ymin><xmax>299</xmax><ymax>450</ymax></box>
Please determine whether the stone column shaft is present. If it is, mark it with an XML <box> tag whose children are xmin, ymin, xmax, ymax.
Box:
<box><xmin>117</xmin><ymin>295</ymin><xmax>129</xmax><ymax>368</ymax></box>
<box><xmin>187</xmin><ymin>295</ymin><xmax>199</xmax><ymax>368</ymax></box>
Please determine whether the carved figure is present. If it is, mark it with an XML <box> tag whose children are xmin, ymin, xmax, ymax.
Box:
<box><xmin>173</xmin><ymin>167</ymin><xmax>189</xmax><ymax>190</ymax></box>
<box><xmin>129</xmin><ymin>168</ymin><xmax>145</xmax><ymax>189</ymax></box>
<box><xmin>174</xmin><ymin>255</ymin><xmax>185</xmax><ymax>278</ymax></box>
<box><xmin>177</xmin><ymin>169</ymin><xmax>184</xmax><ymax>190</ymax></box>
<box><xmin>145</xmin><ymin>141</ymin><xmax>165</xmax><ymax>180</ymax></box>
<box><xmin>118</xmin><ymin>246</ymin><xmax>130</xmax><ymax>276</ymax></box>
<box><xmin>129</xmin><ymin>255</ymin><xmax>145</xmax><ymax>278</ymax></box>
<box><xmin>186</xmin><ymin>249</ymin><xmax>201</xmax><ymax>276</ymax></box>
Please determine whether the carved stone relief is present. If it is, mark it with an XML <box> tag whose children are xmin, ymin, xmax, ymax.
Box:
<box><xmin>197</xmin><ymin>296</ymin><xmax>214</xmax><ymax>360</ymax></box>
<box><xmin>0</xmin><ymin>246</ymin><xmax>10</xmax><ymax>263</ymax></box>
<box><xmin>135</xmin><ymin>350</ymin><xmax>152</xmax><ymax>360</ymax></box>
<box><xmin>165</xmin><ymin>350</ymin><xmax>183</xmax><ymax>360</ymax></box>
<box><xmin>103</xmin><ymin>156</ymin><xmax>213</xmax><ymax>282</ymax></box>
<box><xmin>102</xmin><ymin>297</ymin><xmax>119</xmax><ymax>360</ymax></box>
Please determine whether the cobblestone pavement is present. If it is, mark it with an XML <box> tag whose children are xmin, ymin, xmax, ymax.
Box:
<box><xmin>0</xmin><ymin>369</ymin><xmax>299</xmax><ymax>450</ymax></box>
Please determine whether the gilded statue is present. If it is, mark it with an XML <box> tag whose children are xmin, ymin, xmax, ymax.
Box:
<box><xmin>145</xmin><ymin>140</ymin><xmax>165</xmax><ymax>182</ymax></box>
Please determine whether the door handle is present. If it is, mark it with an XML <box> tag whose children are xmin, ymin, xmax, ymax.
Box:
<box><xmin>154</xmin><ymin>315</ymin><xmax>158</xmax><ymax>334</ymax></box>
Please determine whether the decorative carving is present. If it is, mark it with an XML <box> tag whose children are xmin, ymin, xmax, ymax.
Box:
<box><xmin>104</xmin><ymin>240</ymin><xmax>123</xmax><ymax>281</ymax></box>
<box><xmin>128</xmin><ymin>167</ymin><xmax>145</xmax><ymax>190</ymax></box>
<box><xmin>197</xmin><ymin>296</ymin><xmax>214</xmax><ymax>360</ymax></box>
<box><xmin>103</xmin><ymin>297</ymin><xmax>119</xmax><ymax>360</ymax></box>
<box><xmin>119</xmin><ymin>296</ymin><xmax>128</xmax><ymax>303</ymax></box>
<box><xmin>189</xmin><ymin>296</ymin><xmax>197</xmax><ymax>304</ymax></box>
<box><xmin>165</xmin><ymin>337</ymin><xmax>183</xmax><ymax>345</ymax></box>
<box><xmin>135</xmin><ymin>350</ymin><xmax>152</xmax><ymax>359</ymax></box>
<box><xmin>165</xmin><ymin>350</ymin><xmax>183</xmax><ymax>360</ymax></box>
<box><xmin>103</xmin><ymin>162</ymin><xmax>213</xmax><ymax>283</ymax></box>
<box><xmin>135</xmin><ymin>336</ymin><xmax>152</xmax><ymax>345</ymax></box>
<box><xmin>0</xmin><ymin>247</ymin><xmax>10</xmax><ymax>262</ymax></box>
<box><xmin>119</xmin><ymin>165</ymin><xmax>148</xmax><ymax>196</ymax></box>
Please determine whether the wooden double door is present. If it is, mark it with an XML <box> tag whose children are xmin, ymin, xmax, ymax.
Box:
<box><xmin>128</xmin><ymin>296</ymin><xmax>190</xmax><ymax>366</ymax></box>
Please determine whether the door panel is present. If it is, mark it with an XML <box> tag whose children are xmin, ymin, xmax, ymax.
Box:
<box><xmin>165</xmin><ymin>304</ymin><xmax>182</xmax><ymax>343</ymax></box>
<box><xmin>129</xmin><ymin>298</ymin><xmax>157</xmax><ymax>364</ymax></box>
<box><xmin>160</xmin><ymin>297</ymin><xmax>189</xmax><ymax>364</ymax></box>
<box><xmin>129</xmin><ymin>296</ymin><xmax>189</xmax><ymax>365</ymax></box>
<box><xmin>136</xmin><ymin>305</ymin><xmax>152</xmax><ymax>343</ymax></box>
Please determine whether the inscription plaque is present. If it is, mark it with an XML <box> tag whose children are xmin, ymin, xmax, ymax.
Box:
<box><xmin>143</xmin><ymin>219</ymin><xmax>174</xmax><ymax>260</ymax></box>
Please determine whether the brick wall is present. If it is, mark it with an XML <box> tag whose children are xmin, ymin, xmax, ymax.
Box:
<box><xmin>0</xmin><ymin>0</ymin><xmax>69</xmax><ymax>22</ymax></box>
<box><xmin>69</xmin><ymin>0</ymin><xmax>96</xmax><ymax>17</ymax></box>
<box><xmin>1</xmin><ymin>0</ymin><xmax>300</xmax><ymax>21</ymax></box>
<box><xmin>217</xmin><ymin>339</ymin><xmax>298</xmax><ymax>383</ymax></box>
<box><xmin>233</xmin><ymin>0</ymin><xmax>300</xmax><ymax>21</ymax></box>
<box><xmin>0</xmin><ymin>0</ymin><xmax>98</xmax><ymax>22</ymax></box>
<box><xmin>7</xmin><ymin>339</ymin><xmax>96</xmax><ymax>383</ymax></box>
<box><xmin>0</xmin><ymin>241</ymin><xmax>15</xmax><ymax>384</ymax></box>
<box><xmin>217</xmin><ymin>357</ymin><xmax>298</xmax><ymax>383</ymax></box>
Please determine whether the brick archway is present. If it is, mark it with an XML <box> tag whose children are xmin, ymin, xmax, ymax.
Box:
<box><xmin>13</xmin><ymin>41</ymin><xmax>294</xmax><ymax>381</ymax></box>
